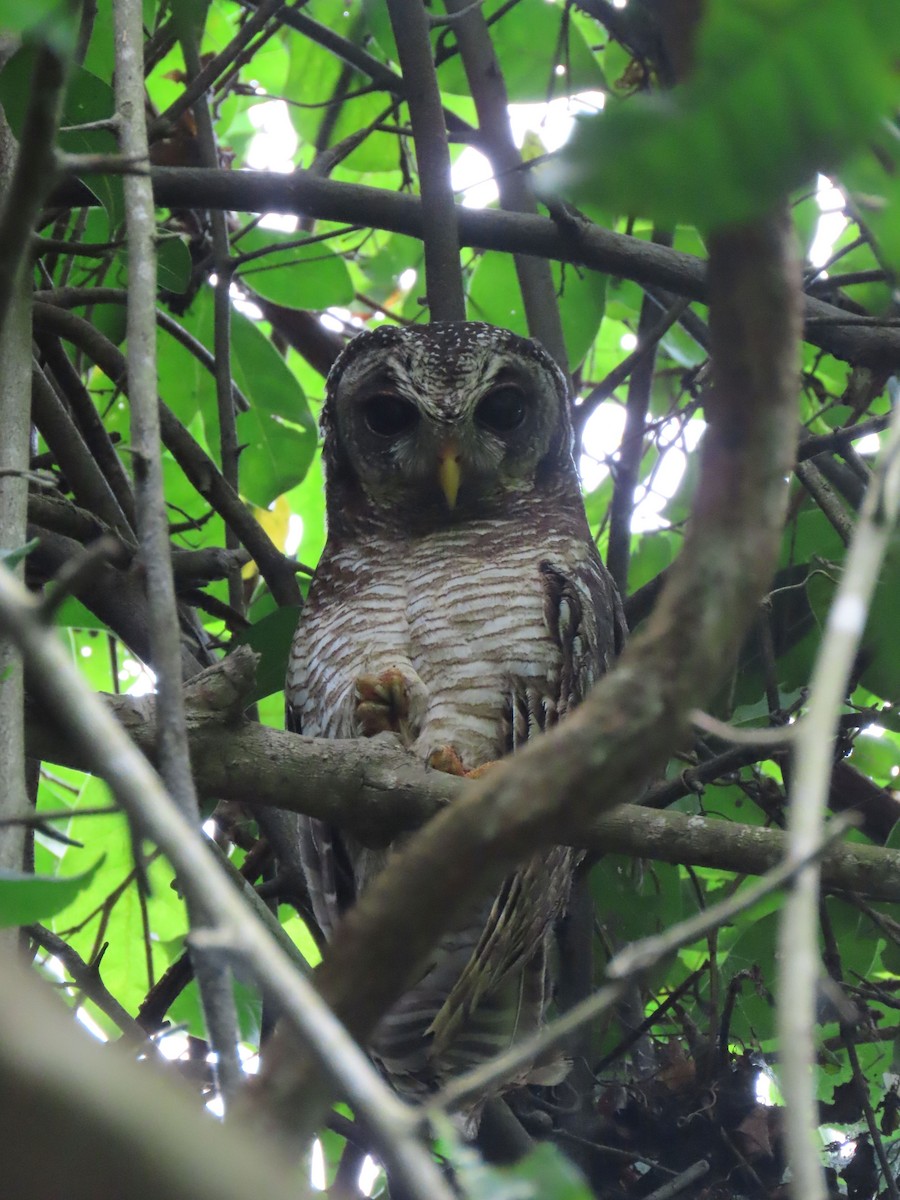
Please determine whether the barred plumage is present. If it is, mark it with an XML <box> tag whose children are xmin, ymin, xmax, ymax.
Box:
<box><xmin>286</xmin><ymin>322</ymin><xmax>624</xmax><ymax>1109</ymax></box>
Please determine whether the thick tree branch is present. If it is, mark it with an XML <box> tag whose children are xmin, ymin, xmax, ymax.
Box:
<box><xmin>48</xmin><ymin>166</ymin><xmax>895</xmax><ymax>367</ymax></box>
<box><xmin>24</xmin><ymin>659</ymin><xmax>900</xmax><ymax>903</ymax></box>
<box><xmin>387</xmin><ymin>0</ymin><xmax>465</xmax><ymax>320</ymax></box>
<box><xmin>0</xmin><ymin>171</ymin><xmax>32</xmax><ymax>924</ymax></box>
<box><xmin>446</xmin><ymin>0</ymin><xmax>569</xmax><ymax>370</ymax></box>
<box><xmin>0</xmin><ymin>951</ymin><xmax>312</xmax><ymax>1200</ymax></box>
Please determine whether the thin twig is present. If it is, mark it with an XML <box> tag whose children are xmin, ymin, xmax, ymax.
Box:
<box><xmin>575</xmin><ymin>296</ymin><xmax>690</xmax><ymax>438</ymax></box>
<box><xmin>777</xmin><ymin>380</ymin><xmax>900</xmax><ymax>1200</ymax></box>
<box><xmin>795</xmin><ymin>459</ymin><xmax>855</xmax><ymax>545</ymax></box>
<box><xmin>115</xmin><ymin>0</ymin><xmax>243</xmax><ymax>1105</ymax></box>
<box><xmin>434</xmin><ymin>814</ymin><xmax>851</xmax><ymax>1115</ymax></box>
<box><xmin>153</xmin><ymin>0</ymin><xmax>285</xmax><ymax>137</ymax></box>
<box><xmin>35</xmin><ymin>288</ymin><xmax>251</xmax><ymax>413</ymax></box>
<box><xmin>606</xmin><ymin>241</ymin><xmax>674</xmax><ymax>594</ymax></box>
<box><xmin>27</xmin><ymin>924</ymin><xmax>151</xmax><ymax>1045</ymax></box>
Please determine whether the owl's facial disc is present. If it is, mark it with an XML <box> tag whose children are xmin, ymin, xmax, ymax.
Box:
<box><xmin>327</xmin><ymin>325</ymin><xmax>574</xmax><ymax>521</ymax></box>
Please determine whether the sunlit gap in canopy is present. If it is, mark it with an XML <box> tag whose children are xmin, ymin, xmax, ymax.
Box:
<box><xmin>579</xmin><ymin>397</ymin><xmax>707</xmax><ymax>533</ymax></box>
<box><xmin>450</xmin><ymin>91</ymin><xmax>606</xmax><ymax>208</ymax></box>
<box><xmin>246</xmin><ymin>95</ymin><xmax>299</xmax><ymax>233</ymax></box>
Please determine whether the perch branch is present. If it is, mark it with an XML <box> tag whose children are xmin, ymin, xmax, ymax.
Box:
<box><xmin>23</xmin><ymin>670</ymin><xmax>900</xmax><ymax>901</ymax></box>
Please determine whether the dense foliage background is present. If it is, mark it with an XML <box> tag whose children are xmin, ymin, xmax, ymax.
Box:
<box><xmin>2</xmin><ymin>2</ymin><xmax>900</xmax><ymax>1198</ymax></box>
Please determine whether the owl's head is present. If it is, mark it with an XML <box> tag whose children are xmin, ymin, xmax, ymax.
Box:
<box><xmin>322</xmin><ymin>322</ymin><xmax>578</xmax><ymax>529</ymax></box>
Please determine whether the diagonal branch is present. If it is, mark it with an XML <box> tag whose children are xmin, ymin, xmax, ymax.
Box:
<box><xmin>0</xmin><ymin>563</ymin><xmax>454</xmax><ymax>1200</ymax></box>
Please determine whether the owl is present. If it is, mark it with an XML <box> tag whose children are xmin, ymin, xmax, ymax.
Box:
<box><xmin>286</xmin><ymin>321</ymin><xmax>624</xmax><ymax>1104</ymax></box>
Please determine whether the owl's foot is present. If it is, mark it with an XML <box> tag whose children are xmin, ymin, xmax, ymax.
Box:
<box><xmin>355</xmin><ymin>669</ymin><xmax>415</xmax><ymax>737</ymax></box>
<box><xmin>427</xmin><ymin>746</ymin><xmax>497</xmax><ymax>778</ymax></box>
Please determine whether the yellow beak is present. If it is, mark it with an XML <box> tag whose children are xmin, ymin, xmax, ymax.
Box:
<box><xmin>437</xmin><ymin>442</ymin><xmax>462</xmax><ymax>509</ymax></box>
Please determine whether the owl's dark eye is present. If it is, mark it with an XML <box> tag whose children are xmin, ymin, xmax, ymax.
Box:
<box><xmin>475</xmin><ymin>385</ymin><xmax>526</xmax><ymax>433</ymax></box>
<box><xmin>362</xmin><ymin>394</ymin><xmax>419</xmax><ymax>438</ymax></box>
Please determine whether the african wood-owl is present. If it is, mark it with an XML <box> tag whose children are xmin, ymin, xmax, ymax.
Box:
<box><xmin>286</xmin><ymin>321</ymin><xmax>624</xmax><ymax>1103</ymax></box>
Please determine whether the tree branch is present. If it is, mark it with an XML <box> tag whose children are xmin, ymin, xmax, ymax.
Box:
<box><xmin>387</xmin><ymin>0</ymin><xmax>465</xmax><ymax>321</ymax></box>
<box><xmin>24</xmin><ymin>658</ymin><xmax>900</xmax><ymax>903</ymax></box>
<box><xmin>0</xmin><ymin>564</ymin><xmax>455</xmax><ymax>1200</ymax></box>
<box><xmin>47</xmin><ymin>165</ymin><xmax>897</xmax><ymax>368</ymax></box>
<box><xmin>446</xmin><ymin>0</ymin><xmax>569</xmax><ymax>370</ymax></box>
<box><xmin>31</xmin><ymin>302</ymin><xmax>301</xmax><ymax>607</ymax></box>
<box><xmin>777</xmin><ymin>383</ymin><xmax>900</xmax><ymax>1200</ymax></box>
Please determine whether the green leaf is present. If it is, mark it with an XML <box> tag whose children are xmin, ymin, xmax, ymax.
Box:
<box><xmin>467</xmin><ymin>252</ymin><xmax>606</xmax><ymax>371</ymax></box>
<box><xmin>230</xmin><ymin>308</ymin><xmax>318</xmax><ymax>506</ymax></box>
<box><xmin>0</xmin><ymin>50</ymin><xmax>122</xmax><ymax>232</ymax></box>
<box><xmin>0</xmin><ymin>0</ymin><xmax>79</xmax><ymax>56</ymax></box>
<box><xmin>436</xmin><ymin>0</ymin><xmax>604</xmax><ymax>104</ymax></box>
<box><xmin>0</xmin><ymin>538</ymin><xmax>40</xmax><ymax>570</ymax></box>
<box><xmin>155</xmin><ymin>289</ymin><xmax>317</xmax><ymax>507</ymax></box>
<box><xmin>235</xmin><ymin>228</ymin><xmax>354</xmax><ymax>310</ymax></box>
<box><xmin>0</xmin><ymin>857</ymin><xmax>103</xmax><ymax>928</ymax></box>
<box><xmin>436</xmin><ymin>1117</ymin><xmax>593</xmax><ymax>1200</ymax></box>
<box><xmin>157</xmin><ymin>237</ymin><xmax>192</xmax><ymax>295</ymax></box>
<box><xmin>554</xmin><ymin>0</ymin><xmax>900</xmax><ymax>229</ymax></box>
<box><xmin>230</xmin><ymin>604</ymin><xmax>302</xmax><ymax>702</ymax></box>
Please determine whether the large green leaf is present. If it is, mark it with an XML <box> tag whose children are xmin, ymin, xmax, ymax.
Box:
<box><xmin>434</xmin><ymin>0</ymin><xmax>605</xmax><ymax>104</ymax></box>
<box><xmin>467</xmin><ymin>252</ymin><xmax>606</xmax><ymax>370</ymax></box>
<box><xmin>555</xmin><ymin>0</ymin><xmax>900</xmax><ymax>229</ymax></box>
<box><xmin>230</xmin><ymin>308</ymin><xmax>318</xmax><ymax>506</ymax></box>
<box><xmin>0</xmin><ymin>858</ymin><xmax>103</xmax><ymax>928</ymax></box>
<box><xmin>0</xmin><ymin>0</ymin><xmax>79</xmax><ymax>54</ymax></box>
<box><xmin>235</xmin><ymin>227</ymin><xmax>354</xmax><ymax>310</ymax></box>
<box><xmin>0</xmin><ymin>50</ymin><xmax>122</xmax><ymax>231</ymax></box>
<box><xmin>156</xmin><ymin>289</ymin><xmax>317</xmax><ymax>507</ymax></box>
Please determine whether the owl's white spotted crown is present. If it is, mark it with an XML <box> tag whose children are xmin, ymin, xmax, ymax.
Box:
<box><xmin>324</xmin><ymin>321</ymin><xmax>568</xmax><ymax>421</ymax></box>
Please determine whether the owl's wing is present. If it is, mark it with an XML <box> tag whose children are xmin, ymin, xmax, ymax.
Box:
<box><xmin>426</xmin><ymin>846</ymin><xmax>574</xmax><ymax>1073</ymax></box>
<box><xmin>508</xmin><ymin>552</ymin><xmax>625</xmax><ymax>750</ymax></box>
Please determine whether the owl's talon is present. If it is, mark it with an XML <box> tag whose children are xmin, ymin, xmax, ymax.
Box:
<box><xmin>428</xmin><ymin>745</ymin><xmax>468</xmax><ymax>776</ymax></box>
<box><xmin>355</xmin><ymin>669</ymin><xmax>414</xmax><ymax>737</ymax></box>
<box><xmin>427</xmin><ymin>746</ymin><xmax>498</xmax><ymax>777</ymax></box>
